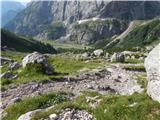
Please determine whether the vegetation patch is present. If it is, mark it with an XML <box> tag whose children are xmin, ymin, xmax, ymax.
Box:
<box><xmin>125</xmin><ymin>59</ymin><xmax>144</xmax><ymax>64</ymax></box>
<box><xmin>3</xmin><ymin>92</ymin><xmax>68</xmax><ymax>120</ymax></box>
<box><xmin>32</xmin><ymin>92</ymin><xmax>160</xmax><ymax>120</ymax></box>
<box><xmin>123</xmin><ymin>65</ymin><xmax>146</xmax><ymax>72</ymax></box>
<box><xmin>1</xmin><ymin>29</ymin><xmax>57</xmax><ymax>54</ymax></box>
<box><xmin>136</xmin><ymin>73</ymin><xmax>147</xmax><ymax>88</ymax></box>
<box><xmin>49</xmin><ymin>55</ymin><xmax>103</xmax><ymax>75</ymax></box>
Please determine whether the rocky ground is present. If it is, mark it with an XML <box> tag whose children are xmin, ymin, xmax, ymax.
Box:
<box><xmin>1</xmin><ymin>64</ymin><xmax>143</xmax><ymax>109</ymax></box>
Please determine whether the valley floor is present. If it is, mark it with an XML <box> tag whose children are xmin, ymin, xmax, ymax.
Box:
<box><xmin>1</xmin><ymin>51</ymin><xmax>160</xmax><ymax>120</ymax></box>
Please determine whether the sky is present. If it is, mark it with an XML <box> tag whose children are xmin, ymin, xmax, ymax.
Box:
<box><xmin>1</xmin><ymin>0</ymin><xmax>31</xmax><ymax>6</ymax></box>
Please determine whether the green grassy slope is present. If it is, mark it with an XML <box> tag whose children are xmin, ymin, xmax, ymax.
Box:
<box><xmin>118</xmin><ymin>19</ymin><xmax>160</xmax><ymax>48</ymax></box>
<box><xmin>106</xmin><ymin>19</ymin><xmax>160</xmax><ymax>51</ymax></box>
<box><xmin>1</xmin><ymin>29</ymin><xmax>57</xmax><ymax>54</ymax></box>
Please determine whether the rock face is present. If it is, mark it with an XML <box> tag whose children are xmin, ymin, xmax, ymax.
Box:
<box><xmin>144</xmin><ymin>44</ymin><xmax>160</xmax><ymax>102</ymax></box>
<box><xmin>111</xmin><ymin>53</ymin><xmax>125</xmax><ymax>63</ymax></box>
<box><xmin>4</xmin><ymin>1</ymin><xmax>160</xmax><ymax>41</ymax></box>
<box><xmin>22</xmin><ymin>52</ymin><xmax>54</xmax><ymax>75</ymax></box>
<box><xmin>65</xmin><ymin>18</ymin><xmax>127</xmax><ymax>44</ymax></box>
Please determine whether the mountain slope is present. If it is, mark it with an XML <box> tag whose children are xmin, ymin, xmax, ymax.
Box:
<box><xmin>105</xmin><ymin>19</ymin><xmax>160</xmax><ymax>51</ymax></box>
<box><xmin>1</xmin><ymin>29</ymin><xmax>57</xmax><ymax>54</ymax></box>
<box><xmin>4</xmin><ymin>1</ymin><xmax>160</xmax><ymax>40</ymax></box>
<box><xmin>1</xmin><ymin>1</ymin><xmax>25</xmax><ymax>27</ymax></box>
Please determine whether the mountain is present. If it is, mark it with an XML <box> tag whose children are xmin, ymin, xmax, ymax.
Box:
<box><xmin>4</xmin><ymin>1</ymin><xmax>160</xmax><ymax>44</ymax></box>
<box><xmin>1</xmin><ymin>1</ymin><xmax>25</xmax><ymax>27</ymax></box>
<box><xmin>117</xmin><ymin>19</ymin><xmax>160</xmax><ymax>48</ymax></box>
<box><xmin>1</xmin><ymin>29</ymin><xmax>57</xmax><ymax>54</ymax></box>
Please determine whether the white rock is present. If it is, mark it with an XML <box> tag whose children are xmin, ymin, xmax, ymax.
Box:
<box><xmin>49</xmin><ymin>113</ymin><xmax>57</xmax><ymax>120</ymax></box>
<box><xmin>18</xmin><ymin>109</ymin><xmax>42</xmax><ymax>120</ymax></box>
<box><xmin>144</xmin><ymin>44</ymin><xmax>160</xmax><ymax>102</ymax></box>
<box><xmin>22</xmin><ymin>52</ymin><xmax>54</xmax><ymax>75</ymax></box>
<box><xmin>93</xmin><ymin>49</ymin><xmax>104</xmax><ymax>57</ymax></box>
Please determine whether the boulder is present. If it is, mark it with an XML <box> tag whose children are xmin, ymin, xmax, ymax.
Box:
<box><xmin>93</xmin><ymin>49</ymin><xmax>104</xmax><ymax>57</ymax></box>
<box><xmin>81</xmin><ymin>52</ymin><xmax>90</xmax><ymax>60</ymax></box>
<box><xmin>22</xmin><ymin>52</ymin><xmax>54</xmax><ymax>75</ymax></box>
<box><xmin>111</xmin><ymin>52</ymin><xmax>125</xmax><ymax>63</ymax></box>
<box><xmin>144</xmin><ymin>44</ymin><xmax>160</xmax><ymax>102</ymax></box>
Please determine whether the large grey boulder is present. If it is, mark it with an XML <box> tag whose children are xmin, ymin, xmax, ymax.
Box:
<box><xmin>144</xmin><ymin>44</ymin><xmax>160</xmax><ymax>102</ymax></box>
<box><xmin>22</xmin><ymin>52</ymin><xmax>54</xmax><ymax>75</ymax></box>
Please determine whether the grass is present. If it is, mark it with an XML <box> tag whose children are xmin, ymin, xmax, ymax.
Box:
<box><xmin>136</xmin><ymin>73</ymin><xmax>147</xmax><ymax>88</ymax></box>
<box><xmin>1</xmin><ymin>29</ymin><xmax>57</xmax><ymax>54</ymax></box>
<box><xmin>1</xmin><ymin>51</ymin><xmax>26</xmax><ymax>62</ymax></box>
<box><xmin>32</xmin><ymin>92</ymin><xmax>160</xmax><ymax>120</ymax></box>
<box><xmin>3</xmin><ymin>92</ymin><xmax>68</xmax><ymax>120</ymax></box>
<box><xmin>123</xmin><ymin>65</ymin><xmax>146</xmax><ymax>72</ymax></box>
<box><xmin>1</xmin><ymin>54</ymin><xmax>104</xmax><ymax>87</ymax></box>
<box><xmin>49</xmin><ymin>55</ymin><xmax>104</xmax><ymax>75</ymax></box>
<box><xmin>125</xmin><ymin>59</ymin><xmax>144</xmax><ymax>64</ymax></box>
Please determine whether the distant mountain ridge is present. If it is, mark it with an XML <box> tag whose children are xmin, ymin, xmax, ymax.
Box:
<box><xmin>1</xmin><ymin>1</ymin><xmax>25</xmax><ymax>27</ymax></box>
<box><xmin>4</xmin><ymin>1</ymin><xmax>160</xmax><ymax>44</ymax></box>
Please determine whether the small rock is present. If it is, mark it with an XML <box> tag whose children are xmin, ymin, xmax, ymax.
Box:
<box><xmin>49</xmin><ymin>113</ymin><xmax>57</xmax><ymax>120</ymax></box>
<box><xmin>93</xmin><ymin>49</ymin><xmax>104</xmax><ymax>57</ymax></box>
<box><xmin>0</xmin><ymin>71</ymin><xmax>14</xmax><ymax>79</ymax></box>
<box><xmin>128</xmin><ymin>102</ymin><xmax>137</xmax><ymax>107</ymax></box>
<box><xmin>9</xmin><ymin>62</ymin><xmax>21</xmax><ymax>70</ymax></box>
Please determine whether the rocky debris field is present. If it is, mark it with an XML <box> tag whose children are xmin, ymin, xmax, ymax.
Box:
<box><xmin>49</xmin><ymin>108</ymin><xmax>95</xmax><ymax>120</ymax></box>
<box><xmin>1</xmin><ymin>65</ymin><xmax>143</xmax><ymax>109</ymax></box>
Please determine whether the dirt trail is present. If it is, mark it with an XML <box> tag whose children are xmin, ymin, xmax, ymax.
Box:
<box><xmin>1</xmin><ymin>65</ymin><xmax>143</xmax><ymax>109</ymax></box>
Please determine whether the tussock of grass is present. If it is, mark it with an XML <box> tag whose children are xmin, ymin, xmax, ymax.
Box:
<box><xmin>136</xmin><ymin>73</ymin><xmax>147</xmax><ymax>88</ymax></box>
<box><xmin>3</xmin><ymin>93</ymin><xmax>68</xmax><ymax>120</ymax></box>
<box><xmin>123</xmin><ymin>65</ymin><xmax>146</xmax><ymax>72</ymax></box>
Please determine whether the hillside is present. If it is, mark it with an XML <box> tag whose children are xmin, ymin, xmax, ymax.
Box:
<box><xmin>1</xmin><ymin>1</ymin><xmax>25</xmax><ymax>27</ymax></box>
<box><xmin>105</xmin><ymin>19</ymin><xmax>160</xmax><ymax>51</ymax></box>
<box><xmin>1</xmin><ymin>29</ymin><xmax>57</xmax><ymax>53</ymax></box>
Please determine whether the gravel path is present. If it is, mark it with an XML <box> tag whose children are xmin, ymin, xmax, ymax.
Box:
<box><xmin>1</xmin><ymin>65</ymin><xmax>144</xmax><ymax>109</ymax></box>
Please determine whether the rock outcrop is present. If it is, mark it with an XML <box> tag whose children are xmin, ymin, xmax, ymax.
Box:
<box><xmin>64</xmin><ymin>18</ymin><xmax>127</xmax><ymax>44</ymax></box>
<box><xmin>144</xmin><ymin>44</ymin><xmax>160</xmax><ymax>102</ymax></box>
<box><xmin>22</xmin><ymin>52</ymin><xmax>54</xmax><ymax>75</ymax></box>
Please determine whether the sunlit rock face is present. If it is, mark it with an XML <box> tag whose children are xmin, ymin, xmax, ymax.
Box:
<box><xmin>145</xmin><ymin>44</ymin><xmax>160</xmax><ymax>102</ymax></box>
